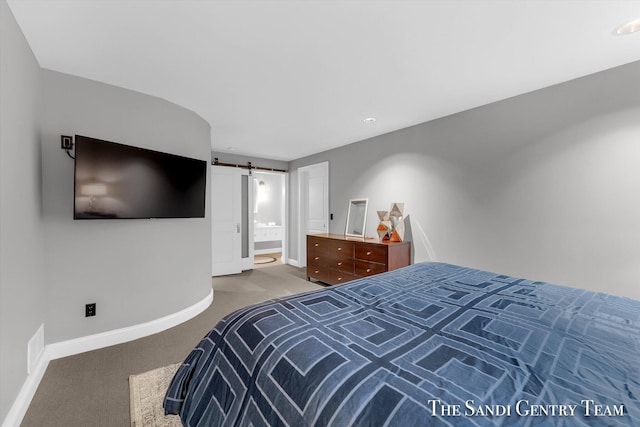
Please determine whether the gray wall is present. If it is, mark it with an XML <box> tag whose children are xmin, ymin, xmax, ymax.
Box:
<box><xmin>289</xmin><ymin>60</ymin><xmax>640</xmax><ymax>300</ymax></box>
<box><xmin>0</xmin><ymin>0</ymin><xmax>46</xmax><ymax>420</ymax></box>
<box><xmin>40</xmin><ymin>70</ymin><xmax>212</xmax><ymax>343</ymax></box>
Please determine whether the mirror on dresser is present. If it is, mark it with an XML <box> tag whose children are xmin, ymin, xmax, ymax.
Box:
<box><xmin>345</xmin><ymin>198</ymin><xmax>368</xmax><ymax>238</ymax></box>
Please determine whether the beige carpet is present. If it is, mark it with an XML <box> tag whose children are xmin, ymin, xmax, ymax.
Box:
<box><xmin>21</xmin><ymin>265</ymin><xmax>322</xmax><ymax>426</ymax></box>
<box><xmin>129</xmin><ymin>363</ymin><xmax>182</xmax><ymax>427</ymax></box>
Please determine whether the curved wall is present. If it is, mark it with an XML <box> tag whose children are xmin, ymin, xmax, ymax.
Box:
<box><xmin>40</xmin><ymin>70</ymin><xmax>212</xmax><ymax>344</ymax></box>
<box><xmin>1</xmin><ymin>0</ymin><xmax>45</xmax><ymax>421</ymax></box>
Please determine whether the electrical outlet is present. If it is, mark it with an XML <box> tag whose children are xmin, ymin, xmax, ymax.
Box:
<box><xmin>85</xmin><ymin>303</ymin><xmax>96</xmax><ymax>317</ymax></box>
<box><xmin>61</xmin><ymin>135</ymin><xmax>73</xmax><ymax>150</ymax></box>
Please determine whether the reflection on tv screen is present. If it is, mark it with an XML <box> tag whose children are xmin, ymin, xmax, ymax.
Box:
<box><xmin>74</xmin><ymin>135</ymin><xmax>207</xmax><ymax>219</ymax></box>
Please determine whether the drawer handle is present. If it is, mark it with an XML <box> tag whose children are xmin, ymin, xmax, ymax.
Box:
<box><xmin>314</xmin><ymin>243</ymin><xmax>319</xmax><ymax>247</ymax></box>
<box><xmin>337</xmin><ymin>262</ymin><xmax>343</xmax><ymax>266</ymax></box>
<box><xmin>337</xmin><ymin>247</ymin><xmax>342</xmax><ymax>251</ymax></box>
<box><xmin>366</xmin><ymin>251</ymin><xmax>372</xmax><ymax>256</ymax></box>
<box><xmin>337</xmin><ymin>277</ymin><xmax>342</xmax><ymax>281</ymax></box>
<box><xmin>315</xmin><ymin>257</ymin><xmax>319</xmax><ymax>260</ymax></box>
<box><xmin>314</xmin><ymin>270</ymin><xmax>319</xmax><ymax>274</ymax></box>
<box><xmin>366</xmin><ymin>268</ymin><xmax>371</xmax><ymax>273</ymax></box>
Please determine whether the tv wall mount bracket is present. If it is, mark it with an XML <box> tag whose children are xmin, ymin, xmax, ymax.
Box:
<box><xmin>61</xmin><ymin>135</ymin><xmax>75</xmax><ymax>159</ymax></box>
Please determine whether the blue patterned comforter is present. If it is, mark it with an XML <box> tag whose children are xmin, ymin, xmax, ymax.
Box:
<box><xmin>164</xmin><ymin>262</ymin><xmax>640</xmax><ymax>426</ymax></box>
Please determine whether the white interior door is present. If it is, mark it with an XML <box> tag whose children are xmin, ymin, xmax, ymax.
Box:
<box><xmin>211</xmin><ymin>166</ymin><xmax>242</xmax><ymax>276</ymax></box>
<box><xmin>298</xmin><ymin>162</ymin><xmax>329</xmax><ymax>267</ymax></box>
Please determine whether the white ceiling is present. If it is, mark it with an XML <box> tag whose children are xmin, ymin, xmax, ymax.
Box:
<box><xmin>7</xmin><ymin>0</ymin><xmax>640</xmax><ymax>161</ymax></box>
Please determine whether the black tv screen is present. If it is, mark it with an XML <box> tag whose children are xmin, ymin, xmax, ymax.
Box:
<box><xmin>74</xmin><ymin>135</ymin><xmax>207</xmax><ymax>219</ymax></box>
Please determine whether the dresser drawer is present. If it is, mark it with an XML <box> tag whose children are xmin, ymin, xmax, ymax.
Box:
<box><xmin>326</xmin><ymin>269</ymin><xmax>356</xmax><ymax>285</ymax></box>
<box><xmin>330</xmin><ymin>257</ymin><xmax>354</xmax><ymax>274</ymax></box>
<box><xmin>327</xmin><ymin>240</ymin><xmax>354</xmax><ymax>257</ymax></box>
<box><xmin>307</xmin><ymin>237</ymin><xmax>326</xmax><ymax>255</ymax></box>
<box><xmin>355</xmin><ymin>260</ymin><xmax>387</xmax><ymax>277</ymax></box>
<box><xmin>307</xmin><ymin>265</ymin><xmax>329</xmax><ymax>282</ymax></box>
<box><xmin>307</xmin><ymin>253</ymin><xmax>326</xmax><ymax>266</ymax></box>
<box><xmin>355</xmin><ymin>244</ymin><xmax>388</xmax><ymax>264</ymax></box>
<box><xmin>309</xmin><ymin>256</ymin><xmax>354</xmax><ymax>274</ymax></box>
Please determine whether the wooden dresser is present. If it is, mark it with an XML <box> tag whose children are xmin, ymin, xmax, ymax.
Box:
<box><xmin>306</xmin><ymin>234</ymin><xmax>411</xmax><ymax>285</ymax></box>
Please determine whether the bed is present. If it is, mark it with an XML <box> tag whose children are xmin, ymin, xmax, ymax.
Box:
<box><xmin>164</xmin><ymin>262</ymin><xmax>640</xmax><ymax>426</ymax></box>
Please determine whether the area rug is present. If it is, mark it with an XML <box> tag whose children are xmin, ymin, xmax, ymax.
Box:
<box><xmin>129</xmin><ymin>363</ymin><xmax>182</xmax><ymax>427</ymax></box>
<box><xmin>254</xmin><ymin>255</ymin><xmax>277</xmax><ymax>264</ymax></box>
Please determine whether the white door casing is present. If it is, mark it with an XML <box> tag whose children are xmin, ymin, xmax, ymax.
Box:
<box><xmin>298</xmin><ymin>161</ymin><xmax>329</xmax><ymax>267</ymax></box>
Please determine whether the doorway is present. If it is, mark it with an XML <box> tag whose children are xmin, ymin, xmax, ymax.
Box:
<box><xmin>253</xmin><ymin>171</ymin><xmax>286</xmax><ymax>268</ymax></box>
<box><xmin>297</xmin><ymin>161</ymin><xmax>329</xmax><ymax>268</ymax></box>
<box><xmin>211</xmin><ymin>165</ymin><xmax>289</xmax><ymax>276</ymax></box>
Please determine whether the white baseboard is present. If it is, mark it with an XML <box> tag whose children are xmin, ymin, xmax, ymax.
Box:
<box><xmin>288</xmin><ymin>258</ymin><xmax>300</xmax><ymax>267</ymax></box>
<box><xmin>2</xmin><ymin>348</ymin><xmax>49</xmax><ymax>427</ymax></box>
<box><xmin>48</xmin><ymin>289</ymin><xmax>213</xmax><ymax>360</ymax></box>
<box><xmin>2</xmin><ymin>289</ymin><xmax>213</xmax><ymax>427</ymax></box>
<box><xmin>27</xmin><ymin>324</ymin><xmax>44</xmax><ymax>375</ymax></box>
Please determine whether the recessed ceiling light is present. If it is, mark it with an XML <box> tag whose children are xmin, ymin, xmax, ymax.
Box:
<box><xmin>363</xmin><ymin>117</ymin><xmax>377</xmax><ymax>124</ymax></box>
<box><xmin>616</xmin><ymin>19</ymin><xmax>640</xmax><ymax>35</ymax></box>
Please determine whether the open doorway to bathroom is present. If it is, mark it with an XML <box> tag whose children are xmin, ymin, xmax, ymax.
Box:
<box><xmin>253</xmin><ymin>171</ymin><xmax>286</xmax><ymax>268</ymax></box>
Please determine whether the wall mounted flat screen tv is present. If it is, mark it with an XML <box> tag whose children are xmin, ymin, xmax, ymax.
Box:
<box><xmin>74</xmin><ymin>135</ymin><xmax>207</xmax><ymax>219</ymax></box>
